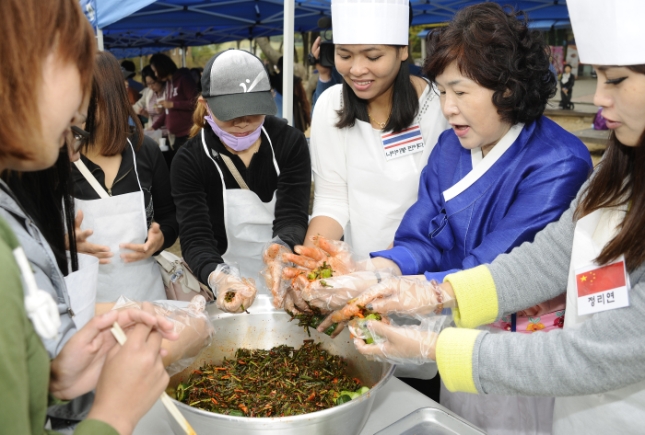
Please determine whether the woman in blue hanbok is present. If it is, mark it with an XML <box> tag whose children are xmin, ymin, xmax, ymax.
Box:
<box><xmin>299</xmin><ymin>4</ymin><xmax>593</xmax><ymax>434</ymax></box>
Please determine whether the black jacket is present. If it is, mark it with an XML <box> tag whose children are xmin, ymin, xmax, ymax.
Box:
<box><xmin>71</xmin><ymin>135</ymin><xmax>178</xmax><ymax>253</ymax></box>
<box><xmin>170</xmin><ymin>116</ymin><xmax>311</xmax><ymax>284</ymax></box>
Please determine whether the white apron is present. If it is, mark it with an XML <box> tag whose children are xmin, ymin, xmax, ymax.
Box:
<box><xmin>64</xmin><ymin>253</ymin><xmax>99</xmax><ymax>329</ymax></box>
<box><xmin>552</xmin><ymin>205</ymin><xmax>645</xmax><ymax>435</ymax></box>
<box><xmin>73</xmin><ymin>140</ymin><xmax>165</xmax><ymax>302</ymax></box>
<box><xmin>344</xmin><ymin>85</ymin><xmax>444</xmax><ymax>259</ymax></box>
<box><xmin>201</xmin><ymin>128</ymin><xmax>279</xmax><ymax>287</ymax></box>
<box><xmin>440</xmin><ymin>124</ymin><xmax>555</xmax><ymax>435</ymax></box>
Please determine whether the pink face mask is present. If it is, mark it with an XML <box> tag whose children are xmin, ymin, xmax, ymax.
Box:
<box><xmin>205</xmin><ymin>115</ymin><xmax>263</xmax><ymax>152</ymax></box>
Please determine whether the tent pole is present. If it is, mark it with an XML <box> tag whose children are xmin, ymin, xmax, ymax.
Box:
<box><xmin>97</xmin><ymin>27</ymin><xmax>104</xmax><ymax>51</ymax></box>
<box><xmin>283</xmin><ymin>0</ymin><xmax>295</xmax><ymax>126</ymax></box>
<box><xmin>181</xmin><ymin>46</ymin><xmax>187</xmax><ymax>67</ymax></box>
<box><xmin>420</xmin><ymin>38</ymin><xmax>426</xmax><ymax>66</ymax></box>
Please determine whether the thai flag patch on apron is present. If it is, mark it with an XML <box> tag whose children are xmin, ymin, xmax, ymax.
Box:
<box><xmin>381</xmin><ymin>124</ymin><xmax>425</xmax><ymax>161</ymax></box>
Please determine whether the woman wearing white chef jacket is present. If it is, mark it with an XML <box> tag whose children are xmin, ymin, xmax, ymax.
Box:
<box><xmin>72</xmin><ymin>51</ymin><xmax>178</xmax><ymax>303</ymax></box>
<box><xmin>339</xmin><ymin>1</ymin><xmax>645</xmax><ymax>434</ymax></box>
<box><xmin>171</xmin><ymin>50</ymin><xmax>311</xmax><ymax>313</ymax></box>
<box><xmin>306</xmin><ymin>0</ymin><xmax>448</xmax><ymax>259</ymax></box>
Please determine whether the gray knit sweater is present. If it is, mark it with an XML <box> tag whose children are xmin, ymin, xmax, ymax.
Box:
<box><xmin>470</xmin><ymin>188</ymin><xmax>645</xmax><ymax>397</ymax></box>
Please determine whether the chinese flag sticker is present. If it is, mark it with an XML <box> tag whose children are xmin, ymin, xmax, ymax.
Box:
<box><xmin>576</xmin><ymin>261</ymin><xmax>626</xmax><ymax>297</ymax></box>
<box><xmin>576</xmin><ymin>257</ymin><xmax>630</xmax><ymax>316</ymax></box>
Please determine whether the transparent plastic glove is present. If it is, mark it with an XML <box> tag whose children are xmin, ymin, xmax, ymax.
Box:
<box><xmin>281</xmin><ymin>267</ymin><xmax>314</xmax><ymax>315</ymax></box>
<box><xmin>111</xmin><ymin>295</ymin><xmax>215</xmax><ymax>376</ymax></box>
<box><xmin>350</xmin><ymin>316</ymin><xmax>451</xmax><ymax>365</ymax></box>
<box><xmin>261</xmin><ymin>238</ymin><xmax>292</xmax><ymax>308</ymax></box>
<box><xmin>329</xmin><ymin>277</ymin><xmax>453</xmax><ymax>324</ymax></box>
<box><xmin>300</xmin><ymin>270</ymin><xmax>393</xmax><ymax>312</ymax></box>
<box><xmin>282</xmin><ymin>235</ymin><xmax>356</xmax><ymax>279</ymax></box>
<box><xmin>208</xmin><ymin>263</ymin><xmax>257</xmax><ymax>313</ymax></box>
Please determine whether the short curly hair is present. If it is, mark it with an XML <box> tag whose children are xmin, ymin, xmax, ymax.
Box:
<box><xmin>423</xmin><ymin>3</ymin><xmax>556</xmax><ymax>125</ymax></box>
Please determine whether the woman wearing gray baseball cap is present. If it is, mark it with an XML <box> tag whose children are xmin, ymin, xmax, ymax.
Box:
<box><xmin>170</xmin><ymin>49</ymin><xmax>311</xmax><ymax>313</ymax></box>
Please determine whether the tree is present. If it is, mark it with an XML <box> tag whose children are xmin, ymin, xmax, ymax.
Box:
<box><xmin>256</xmin><ymin>37</ymin><xmax>282</xmax><ymax>67</ymax></box>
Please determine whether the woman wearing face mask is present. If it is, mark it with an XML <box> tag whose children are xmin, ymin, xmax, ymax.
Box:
<box><xmin>171</xmin><ymin>50</ymin><xmax>311</xmax><ymax>313</ymax></box>
<box><xmin>71</xmin><ymin>52</ymin><xmax>178</xmax><ymax>303</ymax></box>
<box><xmin>327</xmin><ymin>1</ymin><xmax>645</xmax><ymax>434</ymax></box>
<box><xmin>304</xmin><ymin>0</ymin><xmax>448</xmax><ymax>262</ymax></box>
<box><xmin>0</xmin><ymin>0</ymin><xmax>180</xmax><ymax>433</ymax></box>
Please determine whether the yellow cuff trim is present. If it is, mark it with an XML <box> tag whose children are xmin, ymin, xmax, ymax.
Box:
<box><xmin>445</xmin><ymin>265</ymin><xmax>498</xmax><ymax>329</ymax></box>
<box><xmin>436</xmin><ymin>327</ymin><xmax>482</xmax><ymax>394</ymax></box>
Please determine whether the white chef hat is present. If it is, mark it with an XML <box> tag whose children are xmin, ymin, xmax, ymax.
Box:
<box><xmin>332</xmin><ymin>0</ymin><xmax>410</xmax><ymax>45</ymax></box>
<box><xmin>567</xmin><ymin>0</ymin><xmax>645</xmax><ymax>65</ymax></box>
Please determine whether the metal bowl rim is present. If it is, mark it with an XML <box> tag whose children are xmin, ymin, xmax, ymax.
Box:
<box><xmin>171</xmin><ymin>362</ymin><xmax>395</xmax><ymax>422</ymax></box>
<box><xmin>171</xmin><ymin>297</ymin><xmax>396</xmax><ymax>422</ymax></box>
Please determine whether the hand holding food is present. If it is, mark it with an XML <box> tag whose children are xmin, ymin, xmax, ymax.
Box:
<box><xmin>282</xmin><ymin>235</ymin><xmax>356</xmax><ymax>278</ymax></box>
<box><xmin>261</xmin><ymin>239</ymin><xmax>292</xmax><ymax>308</ymax></box>
<box><xmin>329</xmin><ymin>277</ymin><xmax>454</xmax><ymax>324</ymax></box>
<box><xmin>209</xmin><ymin>264</ymin><xmax>257</xmax><ymax>313</ymax></box>
<box><xmin>299</xmin><ymin>270</ymin><xmax>392</xmax><ymax>312</ymax></box>
<box><xmin>350</xmin><ymin>317</ymin><xmax>450</xmax><ymax>365</ymax></box>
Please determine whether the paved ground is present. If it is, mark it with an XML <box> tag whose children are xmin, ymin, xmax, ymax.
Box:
<box><xmin>549</xmin><ymin>77</ymin><xmax>598</xmax><ymax>114</ymax></box>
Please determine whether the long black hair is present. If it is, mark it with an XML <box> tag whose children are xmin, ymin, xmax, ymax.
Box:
<box><xmin>3</xmin><ymin>148</ymin><xmax>78</xmax><ymax>275</ymax></box>
<box><xmin>575</xmin><ymin>64</ymin><xmax>645</xmax><ymax>271</ymax></box>
<box><xmin>336</xmin><ymin>48</ymin><xmax>420</xmax><ymax>133</ymax></box>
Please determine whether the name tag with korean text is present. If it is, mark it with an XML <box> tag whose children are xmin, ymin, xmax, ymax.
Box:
<box><xmin>575</xmin><ymin>256</ymin><xmax>630</xmax><ymax>316</ymax></box>
<box><xmin>382</xmin><ymin>124</ymin><xmax>425</xmax><ymax>161</ymax></box>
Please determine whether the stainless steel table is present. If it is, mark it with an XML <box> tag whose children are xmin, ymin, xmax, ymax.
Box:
<box><xmin>133</xmin><ymin>377</ymin><xmax>450</xmax><ymax>435</ymax></box>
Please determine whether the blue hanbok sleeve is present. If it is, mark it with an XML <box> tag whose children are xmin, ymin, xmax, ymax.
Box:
<box><xmin>371</xmin><ymin>155</ymin><xmax>445</xmax><ymax>275</ymax></box>
<box><xmin>446</xmin><ymin>153</ymin><xmax>591</xmax><ymax>277</ymax></box>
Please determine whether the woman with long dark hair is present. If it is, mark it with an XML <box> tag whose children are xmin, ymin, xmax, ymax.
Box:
<box><xmin>329</xmin><ymin>1</ymin><xmax>645</xmax><ymax>433</ymax></box>
<box><xmin>305</xmin><ymin>0</ymin><xmax>448</xmax><ymax>261</ymax></box>
<box><xmin>72</xmin><ymin>51</ymin><xmax>178</xmax><ymax>303</ymax></box>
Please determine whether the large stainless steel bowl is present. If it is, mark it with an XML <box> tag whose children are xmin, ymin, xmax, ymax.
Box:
<box><xmin>166</xmin><ymin>294</ymin><xmax>395</xmax><ymax>435</ymax></box>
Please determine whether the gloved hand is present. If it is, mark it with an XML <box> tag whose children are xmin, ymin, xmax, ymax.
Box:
<box><xmin>208</xmin><ymin>264</ymin><xmax>257</xmax><ymax>313</ymax></box>
<box><xmin>328</xmin><ymin>277</ymin><xmax>453</xmax><ymax>324</ymax></box>
<box><xmin>299</xmin><ymin>270</ymin><xmax>393</xmax><ymax>312</ymax></box>
<box><xmin>261</xmin><ymin>238</ymin><xmax>292</xmax><ymax>308</ymax></box>
<box><xmin>111</xmin><ymin>295</ymin><xmax>215</xmax><ymax>376</ymax></box>
<box><xmin>282</xmin><ymin>235</ymin><xmax>356</xmax><ymax>279</ymax></box>
<box><xmin>349</xmin><ymin>316</ymin><xmax>450</xmax><ymax>365</ymax></box>
<box><xmin>281</xmin><ymin>266</ymin><xmax>314</xmax><ymax>315</ymax></box>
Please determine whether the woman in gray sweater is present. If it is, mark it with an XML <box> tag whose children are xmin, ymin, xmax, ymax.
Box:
<box><xmin>327</xmin><ymin>1</ymin><xmax>645</xmax><ymax>433</ymax></box>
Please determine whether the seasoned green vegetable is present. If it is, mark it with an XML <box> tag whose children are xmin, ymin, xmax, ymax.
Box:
<box><xmin>292</xmin><ymin>309</ymin><xmax>339</xmax><ymax>337</ymax></box>
<box><xmin>334</xmin><ymin>386</ymin><xmax>371</xmax><ymax>405</ymax></box>
<box><xmin>355</xmin><ymin>313</ymin><xmax>383</xmax><ymax>344</ymax></box>
<box><xmin>176</xmin><ymin>341</ymin><xmax>366</xmax><ymax>417</ymax></box>
<box><xmin>306</xmin><ymin>261</ymin><xmax>334</xmax><ymax>281</ymax></box>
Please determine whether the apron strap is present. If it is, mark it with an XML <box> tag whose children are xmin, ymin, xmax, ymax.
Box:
<box><xmin>73</xmin><ymin>160</ymin><xmax>110</xmax><ymax>199</ymax></box>
<box><xmin>219</xmin><ymin>154</ymin><xmax>250</xmax><ymax>190</ymax></box>
<box><xmin>261</xmin><ymin>126</ymin><xmax>280</xmax><ymax>177</ymax></box>
<box><xmin>75</xmin><ymin>140</ymin><xmax>148</xmax><ymax>233</ymax></box>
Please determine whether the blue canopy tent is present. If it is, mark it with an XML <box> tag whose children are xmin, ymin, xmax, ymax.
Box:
<box><xmin>85</xmin><ymin>0</ymin><xmax>571</xmax><ymax>54</ymax></box>
<box><xmin>410</xmin><ymin>0</ymin><xmax>569</xmax><ymax>25</ymax></box>
<box><xmin>80</xmin><ymin>0</ymin><xmax>571</xmax><ymax>123</ymax></box>
<box><xmin>80</xmin><ymin>0</ymin><xmax>333</xmax><ymax>125</ymax></box>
